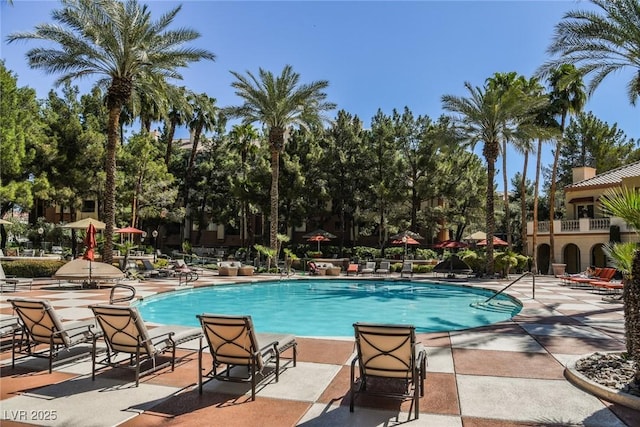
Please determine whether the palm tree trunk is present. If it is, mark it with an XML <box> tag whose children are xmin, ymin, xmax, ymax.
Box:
<box><xmin>520</xmin><ymin>150</ymin><xmax>529</xmax><ymax>256</ymax></box>
<box><xmin>103</xmin><ymin>104</ymin><xmax>120</xmax><ymax>265</ymax></box>
<box><xmin>502</xmin><ymin>140</ymin><xmax>511</xmax><ymax>248</ymax></box>
<box><xmin>548</xmin><ymin>116</ymin><xmax>566</xmax><ymax>272</ymax></box>
<box><xmin>486</xmin><ymin>158</ymin><xmax>496</xmax><ymax>275</ymax></box>
<box><xmin>164</xmin><ymin>119</ymin><xmax>177</xmax><ymax>166</ymax></box>
<box><xmin>269</xmin><ymin>148</ymin><xmax>280</xmax><ymax>253</ymax></box>
<box><xmin>532</xmin><ymin>139</ymin><xmax>542</xmax><ymax>274</ymax></box>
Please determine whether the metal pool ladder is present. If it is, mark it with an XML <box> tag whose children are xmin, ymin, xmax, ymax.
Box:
<box><xmin>482</xmin><ymin>271</ymin><xmax>536</xmax><ymax>304</ymax></box>
<box><xmin>109</xmin><ymin>283</ymin><xmax>137</xmax><ymax>304</ymax></box>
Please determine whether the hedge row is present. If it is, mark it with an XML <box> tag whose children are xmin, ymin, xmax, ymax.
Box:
<box><xmin>2</xmin><ymin>260</ymin><xmax>66</xmax><ymax>278</ymax></box>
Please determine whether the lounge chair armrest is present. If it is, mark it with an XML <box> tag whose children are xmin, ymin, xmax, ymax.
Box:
<box><xmin>147</xmin><ymin>330</ymin><xmax>175</xmax><ymax>343</ymax></box>
<box><xmin>258</xmin><ymin>340</ymin><xmax>279</xmax><ymax>356</ymax></box>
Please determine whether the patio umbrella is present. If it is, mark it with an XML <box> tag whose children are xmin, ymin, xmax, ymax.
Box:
<box><xmin>391</xmin><ymin>237</ymin><xmax>420</xmax><ymax>245</ymax></box>
<box><xmin>82</xmin><ymin>223</ymin><xmax>97</xmax><ymax>283</ymax></box>
<box><xmin>62</xmin><ymin>217</ymin><xmax>106</xmax><ymax>230</ymax></box>
<box><xmin>115</xmin><ymin>226</ymin><xmax>145</xmax><ymax>244</ymax></box>
<box><xmin>477</xmin><ymin>236</ymin><xmax>509</xmax><ymax>247</ymax></box>
<box><xmin>307</xmin><ymin>234</ymin><xmax>331</xmax><ymax>252</ymax></box>
<box><xmin>303</xmin><ymin>229</ymin><xmax>336</xmax><ymax>252</ymax></box>
<box><xmin>390</xmin><ymin>230</ymin><xmax>424</xmax><ymax>241</ymax></box>
<box><xmin>464</xmin><ymin>231</ymin><xmax>486</xmax><ymax>241</ymax></box>
<box><xmin>434</xmin><ymin>240</ymin><xmax>468</xmax><ymax>249</ymax></box>
<box><xmin>54</xmin><ymin>258</ymin><xmax>124</xmax><ymax>282</ymax></box>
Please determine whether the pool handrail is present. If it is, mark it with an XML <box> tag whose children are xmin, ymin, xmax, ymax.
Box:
<box><xmin>109</xmin><ymin>283</ymin><xmax>136</xmax><ymax>304</ymax></box>
<box><xmin>483</xmin><ymin>271</ymin><xmax>535</xmax><ymax>303</ymax></box>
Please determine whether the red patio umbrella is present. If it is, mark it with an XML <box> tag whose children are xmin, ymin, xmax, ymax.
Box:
<box><xmin>434</xmin><ymin>240</ymin><xmax>468</xmax><ymax>249</ymax></box>
<box><xmin>83</xmin><ymin>223</ymin><xmax>97</xmax><ymax>262</ymax></box>
<box><xmin>115</xmin><ymin>226</ymin><xmax>145</xmax><ymax>243</ymax></box>
<box><xmin>82</xmin><ymin>223</ymin><xmax>97</xmax><ymax>283</ymax></box>
<box><xmin>307</xmin><ymin>235</ymin><xmax>331</xmax><ymax>251</ymax></box>
<box><xmin>477</xmin><ymin>236</ymin><xmax>509</xmax><ymax>247</ymax></box>
<box><xmin>391</xmin><ymin>237</ymin><xmax>420</xmax><ymax>245</ymax></box>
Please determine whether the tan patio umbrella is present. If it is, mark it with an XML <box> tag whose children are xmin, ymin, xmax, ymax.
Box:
<box><xmin>464</xmin><ymin>231</ymin><xmax>486</xmax><ymax>241</ymax></box>
<box><xmin>62</xmin><ymin>217</ymin><xmax>106</xmax><ymax>230</ymax></box>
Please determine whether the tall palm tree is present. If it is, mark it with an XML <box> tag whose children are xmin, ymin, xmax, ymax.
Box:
<box><xmin>227</xmin><ymin>65</ymin><xmax>335</xmax><ymax>253</ymax></box>
<box><xmin>442</xmin><ymin>82</ymin><xmax>518</xmax><ymax>275</ymax></box>
<box><xmin>8</xmin><ymin>0</ymin><xmax>214</xmax><ymax>263</ymax></box>
<box><xmin>163</xmin><ymin>86</ymin><xmax>193</xmax><ymax>166</ymax></box>
<box><xmin>545</xmin><ymin>65</ymin><xmax>586</xmax><ymax>271</ymax></box>
<box><xmin>186</xmin><ymin>92</ymin><xmax>219</xmax><ymax>187</ymax></box>
<box><xmin>486</xmin><ymin>72</ymin><xmax>527</xmax><ymax>249</ymax></box>
<box><xmin>539</xmin><ymin>0</ymin><xmax>640</xmax><ymax>105</ymax></box>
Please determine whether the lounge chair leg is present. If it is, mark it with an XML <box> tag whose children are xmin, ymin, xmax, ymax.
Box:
<box><xmin>198</xmin><ymin>344</ymin><xmax>203</xmax><ymax>394</ymax></box>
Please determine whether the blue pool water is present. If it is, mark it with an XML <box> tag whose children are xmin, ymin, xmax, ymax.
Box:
<box><xmin>134</xmin><ymin>280</ymin><xmax>521</xmax><ymax>337</ymax></box>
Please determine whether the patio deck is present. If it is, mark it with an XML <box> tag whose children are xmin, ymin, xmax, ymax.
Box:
<box><xmin>1</xmin><ymin>271</ymin><xmax>638</xmax><ymax>426</ymax></box>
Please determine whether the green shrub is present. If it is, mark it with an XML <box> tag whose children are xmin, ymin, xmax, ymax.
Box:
<box><xmin>415</xmin><ymin>248</ymin><xmax>437</xmax><ymax>260</ymax></box>
<box><xmin>2</xmin><ymin>260</ymin><xmax>66</xmax><ymax>278</ymax></box>
<box><xmin>384</xmin><ymin>247</ymin><xmax>405</xmax><ymax>258</ymax></box>
<box><xmin>459</xmin><ymin>250</ymin><xmax>486</xmax><ymax>273</ymax></box>
<box><xmin>494</xmin><ymin>250</ymin><xmax>518</xmax><ymax>277</ymax></box>
<box><xmin>414</xmin><ymin>263</ymin><xmax>434</xmax><ymax>273</ymax></box>
<box><xmin>352</xmin><ymin>246</ymin><xmax>380</xmax><ymax>260</ymax></box>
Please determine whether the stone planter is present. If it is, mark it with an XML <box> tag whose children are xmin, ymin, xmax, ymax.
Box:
<box><xmin>552</xmin><ymin>263</ymin><xmax>566</xmax><ymax>277</ymax></box>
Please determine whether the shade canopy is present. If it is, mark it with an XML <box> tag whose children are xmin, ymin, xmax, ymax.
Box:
<box><xmin>464</xmin><ymin>231</ymin><xmax>487</xmax><ymax>241</ymax></box>
<box><xmin>115</xmin><ymin>226</ymin><xmax>144</xmax><ymax>234</ymax></box>
<box><xmin>390</xmin><ymin>230</ymin><xmax>424</xmax><ymax>241</ymax></box>
<box><xmin>392</xmin><ymin>237</ymin><xmax>420</xmax><ymax>245</ymax></box>
<box><xmin>434</xmin><ymin>240</ymin><xmax>468</xmax><ymax>249</ymax></box>
<box><xmin>477</xmin><ymin>236</ymin><xmax>509</xmax><ymax>247</ymax></box>
<box><xmin>54</xmin><ymin>258</ymin><xmax>124</xmax><ymax>281</ymax></box>
<box><xmin>302</xmin><ymin>229</ymin><xmax>337</xmax><ymax>239</ymax></box>
<box><xmin>62</xmin><ymin>217</ymin><xmax>106</xmax><ymax>230</ymax></box>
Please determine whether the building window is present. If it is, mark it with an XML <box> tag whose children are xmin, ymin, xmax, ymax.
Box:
<box><xmin>81</xmin><ymin>200</ymin><xmax>96</xmax><ymax>213</ymax></box>
<box><xmin>577</xmin><ymin>205</ymin><xmax>594</xmax><ymax>218</ymax></box>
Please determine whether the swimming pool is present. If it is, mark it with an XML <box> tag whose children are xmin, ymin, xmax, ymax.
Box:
<box><xmin>135</xmin><ymin>279</ymin><xmax>521</xmax><ymax>337</ymax></box>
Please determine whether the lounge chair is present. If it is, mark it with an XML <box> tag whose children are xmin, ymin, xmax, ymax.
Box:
<box><xmin>9</xmin><ymin>298</ymin><xmax>96</xmax><ymax>372</ymax></box>
<box><xmin>568</xmin><ymin>267</ymin><xmax>616</xmax><ymax>287</ymax></box>
<box><xmin>90</xmin><ymin>304</ymin><xmax>202</xmax><ymax>386</ymax></box>
<box><xmin>350</xmin><ymin>322</ymin><xmax>427</xmax><ymax>420</ymax></box>
<box><xmin>141</xmin><ymin>259</ymin><xmax>160</xmax><ymax>277</ymax></box>
<box><xmin>307</xmin><ymin>261</ymin><xmax>320</xmax><ymax>275</ymax></box>
<box><xmin>173</xmin><ymin>259</ymin><xmax>199</xmax><ymax>284</ymax></box>
<box><xmin>360</xmin><ymin>262</ymin><xmax>376</xmax><ymax>276</ymax></box>
<box><xmin>0</xmin><ymin>262</ymin><xmax>33</xmax><ymax>292</ymax></box>
<box><xmin>197</xmin><ymin>314</ymin><xmax>297</xmax><ymax>400</ymax></box>
<box><xmin>346</xmin><ymin>263</ymin><xmax>359</xmax><ymax>276</ymax></box>
<box><xmin>400</xmin><ymin>261</ymin><xmax>413</xmax><ymax>278</ymax></box>
<box><xmin>376</xmin><ymin>261</ymin><xmax>391</xmax><ymax>276</ymax></box>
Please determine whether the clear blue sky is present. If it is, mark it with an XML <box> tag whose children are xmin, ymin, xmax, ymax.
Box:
<box><xmin>2</xmin><ymin>1</ymin><xmax>638</xmax><ymax>191</ymax></box>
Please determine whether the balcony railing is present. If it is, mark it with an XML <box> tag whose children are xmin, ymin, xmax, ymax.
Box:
<box><xmin>531</xmin><ymin>217</ymin><xmax>631</xmax><ymax>234</ymax></box>
<box><xmin>561</xmin><ymin>220</ymin><xmax>580</xmax><ymax>232</ymax></box>
<box><xmin>589</xmin><ymin>218</ymin><xmax>610</xmax><ymax>230</ymax></box>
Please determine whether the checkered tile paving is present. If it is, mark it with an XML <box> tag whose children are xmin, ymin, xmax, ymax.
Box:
<box><xmin>1</xmin><ymin>272</ymin><xmax>638</xmax><ymax>426</ymax></box>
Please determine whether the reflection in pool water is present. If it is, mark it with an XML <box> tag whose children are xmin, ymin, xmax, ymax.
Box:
<box><xmin>135</xmin><ymin>279</ymin><xmax>521</xmax><ymax>337</ymax></box>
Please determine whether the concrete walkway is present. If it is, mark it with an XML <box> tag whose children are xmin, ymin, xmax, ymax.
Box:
<box><xmin>1</xmin><ymin>271</ymin><xmax>638</xmax><ymax>426</ymax></box>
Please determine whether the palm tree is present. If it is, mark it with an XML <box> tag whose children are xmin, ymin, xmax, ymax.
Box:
<box><xmin>163</xmin><ymin>86</ymin><xmax>193</xmax><ymax>166</ymax></box>
<box><xmin>227</xmin><ymin>65</ymin><xmax>335</xmax><ymax>254</ymax></box>
<box><xmin>8</xmin><ymin>0</ymin><xmax>214</xmax><ymax>264</ymax></box>
<box><xmin>442</xmin><ymin>82</ymin><xmax>517</xmax><ymax>275</ymax></box>
<box><xmin>545</xmin><ymin>65</ymin><xmax>586</xmax><ymax>271</ymax></box>
<box><xmin>186</xmin><ymin>92</ymin><xmax>220</xmax><ymax>188</ymax></box>
<box><xmin>486</xmin><ymin>72</ymin><xmax>527</xmax><ymax>249</ymax></box>
<box><xmin>539</xmin><ymin>0</ymin><xmax>640</xmax><ymax>105</ymax></box>
<box><xmin>599</xmin><ymin>186</ymin><xmax>640</xmax><ymax>384</ymax></box>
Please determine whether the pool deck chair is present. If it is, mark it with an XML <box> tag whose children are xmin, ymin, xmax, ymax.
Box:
<box><xmin>376</xmin><ymin>261</ymin><xmax>391</xmax><ymax>276</ymax></box>
<box><xmin>90</xmin><ymin>304</ymin><xmax>202</xmax><ymax>386</ymax></box>
<box><xmin>197</xmin><ymin>314</ymin><xmax>297</xmax><ymax>401</ymax></box>
<box><xmin>9</xmin><ymin>298</ymin><xmax>96</xmax><ymax>373</ymax></box>
<box><xmin>346</xmin><ymin>263</ymin><xmax>359</xmax><ymax>276</ymax></box>
<box><xmin>400</xmin><ymin>261</ymin><xmax>413</xmax><ymax>278</ymax></box>
<box><xmin>350</xmin><ymin>322</ymin><xmax>427</xmax><ymax>420</ymax></box>
<box><xmin>360</xmin><ymin>262</ymin><xmax>376</xmax><ymax>276</ymax></box>
<box><xmin>1</xmin><ymin>263</ymin><xmax>33</xmax><ymax>292</ymax></box>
